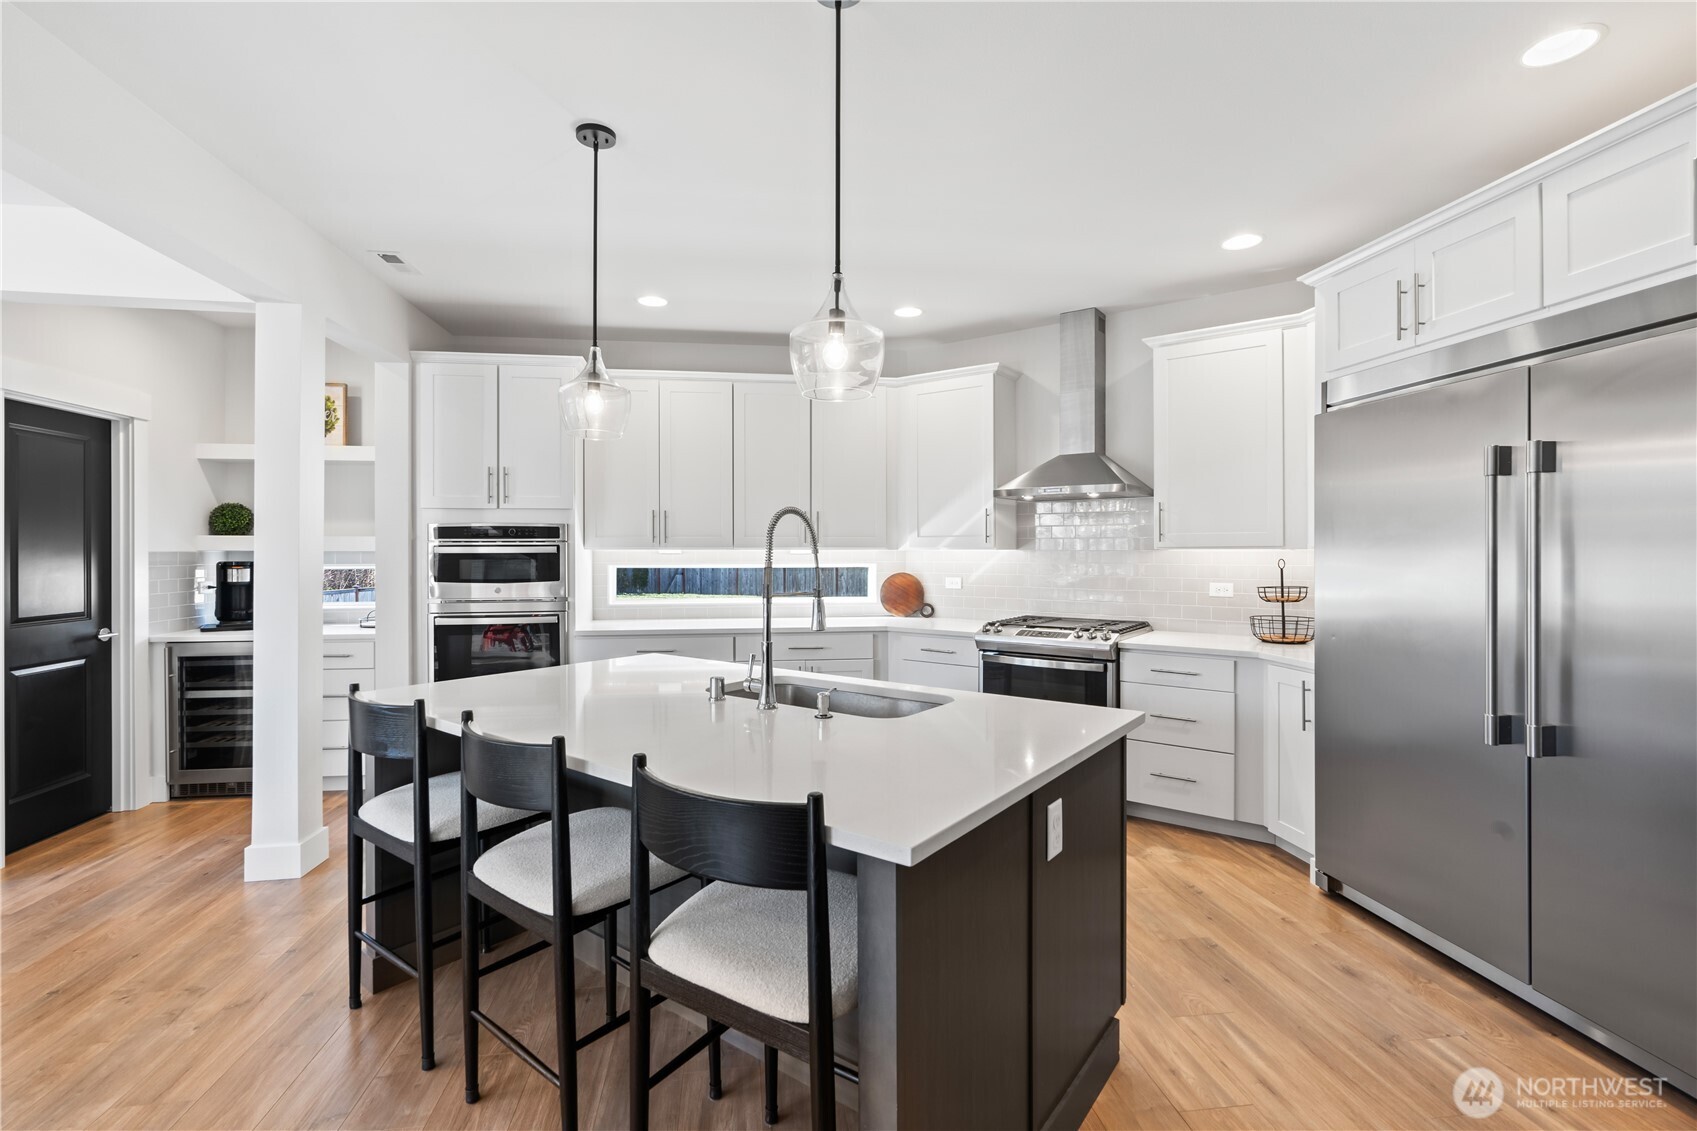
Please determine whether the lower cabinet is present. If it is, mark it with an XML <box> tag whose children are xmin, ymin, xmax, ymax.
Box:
<box><xmin>1125</xmin><ymin>740</ymin><xmax>1235</xmax><ymax>820</ymax></box>
<box><xmin>886</xmin><ymin>632</ymin><xmax>979</xmax><ymax>691</ymax></box>
<box><xmin>797</xmin><ymin>657</ymin><xmax>874</xmax><ymax>679</ymax></box>
<box><xmin>1263</xmin><ymin>665</ymin><xmax>1316</xmax><ymax>855</ymax></box>
<box><xmin>321</xmin><ymin>638</ymin><xmax>376</xmax><ymax>783</ymax></box>
<box><xmin>570</xmin><ymin>634</ymin><xmax>736</xmax><ymax>663</ymax></box>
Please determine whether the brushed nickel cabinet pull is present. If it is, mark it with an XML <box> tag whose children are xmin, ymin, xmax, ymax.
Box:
<box><xmin>919</xmin><ymin>647</ymin><xmax>957</xmax><ymax>655</ymax></box>
<box><xmin>1395</xmin><ymin>280</ymin><xmax>1409</xmax><ymax>340</ymax></box>
<box><xmin>1149</xmin><ymin>713</ymin><xmax>1199</xmax><ymax>724</ymax></box>
<box><xmin>486</xmin><ymin>466</ymin><xmax>494</xmax><ymax>503</ymax></box>
<box><xmin>1149</xmin><ymin>668</ymin><xmax>1201</xmax><ymax>677</ymax></box>
<box><xmin>1149</xmin><ymin>771</ymin><xmax>1198</xmax><ymax>784</ymax></box>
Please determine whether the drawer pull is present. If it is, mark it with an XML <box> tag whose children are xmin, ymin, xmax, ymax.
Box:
<box><xmin>635</xmin><ymin>649</ymin><xmax>676</xmax><ymax>655</ymax></box>
<box><xmin>324</xmin><ymin>653</ymin><xmax>355</xmax><ymax>659</ymax></box>
<box><xmin>919</xmin><ymin>647</ymin><xmax>958</xmax><ymax>655</ymax></box>
<box><xmin>1149</xmin><ymin>772</ymin><xmax>1199</xmax><ymax>784</ymax></box>
<box><xmin>1148</xmin><ymin>668</ymin><xmax>1202</xmax><ymax>677</ymax></box>
<box><xmin>787</xmin><ymin>646</ymin><xmax>828</xmax><ymax>652</ymax></box>
<box><xmin>1149</xmin><ymin>713</ymin><xmax>1199</xmax><ymax>724</ymax></box>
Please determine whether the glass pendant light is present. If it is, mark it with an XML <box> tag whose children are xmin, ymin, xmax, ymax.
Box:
<box><xmin>560</xmin><ymin>122</ymin><xmax>632</xmax><ymax>440</ymax></box>
<box><xmin>790</xmin><ymin>0</ymin><xmax>884</xmax><ymax>401</ymax></box>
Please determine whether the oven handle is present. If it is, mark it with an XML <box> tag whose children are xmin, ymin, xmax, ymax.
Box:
<box><xmin>432</xmin><ymin>614</ymin><xmax>562</xmax><ymax>627</ymax></box>
<box><xmin>979</xmin><ymin>652</ymin><xmax>1110</xmax><ymax>673</ymax></box>
<box><xmin>430</xmin><ymin>542</ymin><xmax>563</xmax><ymax>552</ymax></box>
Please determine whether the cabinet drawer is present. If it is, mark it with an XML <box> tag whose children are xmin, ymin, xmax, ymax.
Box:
<box><xmin>322</xmin><ymin>641</ymin><xmax>376</xmax><ymax>670</ymax></box>
<box><xmin>572</xmin><ymin>634</ymin><xmax>735</xmax><ymax>663</ymax></box>
<box><xmin>323</xmin><ymin>668</ymin><xmax>375</xmax><ymax>704</ymax></box>
<box><xmin>1126</xmin><ymin>740</ymin><xmax>1234</xmax><ymax>820</ymax></box>
<box><xmin>888</xmin><ymin>632</ymin><xmax>976</xmax><ymax>668</ymax></box>
<box><xmin>735</xmin><ymin>633</ymin><xmax>876</xmax><ymax>662</ymax></box>
<box><xmin>322</xmin><ymin>717</ymin><xmax>349</xmax><ymax>752</ymax></box>
<box><xmin>804</xmin><ymin>658</ymin><xmax>875</xmax><ymax>679</ymax></box>
<box><xmin>1119</xmin><ymin>652</ymin><xmax>1235</xmax><ymax>693</ymax></box>
<box><xmin>1119</xmin><ymin>684</ymin><xmax>1235</xmax><ymax>753</ymax></box>
<box><xmin>891</xmin><ymin>656</ymin><xmax>981</xmax><ymax>693</ymax></box>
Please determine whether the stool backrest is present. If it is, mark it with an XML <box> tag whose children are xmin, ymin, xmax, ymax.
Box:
<box><xmin>459</xmin><ymin>712</ymin><xmax>561</xmax><ymax>814</ymax></box>
<box><xmin>348</xmin><ymin>686</ymin><xmax>425</xmax><ymax>761</ymax></box>
<box><xmin>631</xmin><ymin>753</ymin><xmax>819</xmax><ymax>891</ymax></box>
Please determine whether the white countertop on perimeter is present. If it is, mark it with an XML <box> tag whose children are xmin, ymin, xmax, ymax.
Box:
<box><xmin>147</xmin><ymin>624</ymin><xmax>378</xmax><ymax>644</ymax></box>
<box><xmin>572</xmin><ymin>615</ymin><xmax>982</xmax><ymax>638</ymax></box>
<box><xmin>366</xmin><ymin>654</ymin><xmax>1143</xmax><ymax>866</ymax></box>
<box><xmin>1121</xmin><ymin>630</ymin><xmax>1314</xmax><ymax>671</ymax></box>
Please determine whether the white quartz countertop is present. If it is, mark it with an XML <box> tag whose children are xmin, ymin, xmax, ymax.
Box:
<box><xmin>367</xmin><ymin>654</ymin><xmax>1143</xmax><ymax>866</ymax></box>
<box><xmin>147</xmin><ymin>624</ymin><xmax>378</xmax><ymax>644</ymax></box>
<box><xmin>573</xmin><ymin>615</ymin><xmax>982</xmax><ymax>638</ymax></box>
<box><xmin>1121</xmin><ymin>630</ymin><xmax>1314</xmax><ymax>671</ymax></box>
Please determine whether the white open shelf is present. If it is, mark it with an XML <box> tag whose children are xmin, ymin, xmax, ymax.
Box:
<box><xmin>195</xmin><ymin>442</ymin><xmax>375</xmax><ymax>463</ymax></box>
<box><xmin>194</xmin><ymin>534</ymin><xmax>376</xmax><ymax>552</ymax></box>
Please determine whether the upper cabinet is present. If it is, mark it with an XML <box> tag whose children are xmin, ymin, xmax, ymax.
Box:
<box><xmin>900</xmin><ymin>365</ymin><xmax>1020</xmax><ymax>549</ymax></box>
<box><xmin>1305</xmin><ymin>91</ymin><xmax>1695</xmax><ymax>378</ymax></box>
<box><xmin>1149</xmin><ymin>313</ymin><xmax>1312</xmax><ymax>549</ymax></box>
<box><xmin>583</xmin><ymin>375</ymin><xmax>886</xmax><ymax>549</ymax></box>
<box><xmin>417</xmin><ymin>360</ymin><xmax>574</xmax><ymax>511</ymax></box>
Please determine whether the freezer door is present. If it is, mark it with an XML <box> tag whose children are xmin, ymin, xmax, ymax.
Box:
<box><xmin>1315</xmin><ymin>365</ymin><xmax>1531</xmax><ymax>980</ymax></box>
<box><xmin>1528</xmin><ymin>325</ymin><xmax>1697</xmax><ymax>1077</ymax></box>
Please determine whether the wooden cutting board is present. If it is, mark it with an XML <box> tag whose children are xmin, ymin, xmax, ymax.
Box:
<box><xmin>880</xmin><ymin>572</ymin><xmax>927</xmax><ymax>617</ymax></box>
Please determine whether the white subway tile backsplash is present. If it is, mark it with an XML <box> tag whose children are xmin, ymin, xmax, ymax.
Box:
<box><xmin>148</xmin><ymin>551</ymin><xmax>205</xmax><ymax>633</ymax></box>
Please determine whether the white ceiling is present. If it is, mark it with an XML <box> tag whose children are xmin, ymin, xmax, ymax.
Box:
<box><xmin>16</xmin><ymin>2</ymin><xmax>1695</xmax><ymax>344</ymax></box>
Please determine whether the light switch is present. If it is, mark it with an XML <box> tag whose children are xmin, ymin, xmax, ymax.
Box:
<box><xmin>1208</xmin><ymin>582</ymin><xmax>1234</xmax><ymax>598</ymax></box>
<box><xmin>1046</xmin><ymin>798</ymin><xmax>1063</xmax><ymax>860</ymax></box>
<box><xmin>944</xmin><ymin>576</ymin><xmax>963</xmax><ymax>590</ymax></box>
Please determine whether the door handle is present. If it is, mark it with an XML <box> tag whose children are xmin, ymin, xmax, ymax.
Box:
<box><xmin>1148</xmin><ymin>772</ymin><xmax>1198</xmax><ymax>784</ymax></box>
<box><xmin>1149</xmin><ymin>713</ymin><xmax>1199</xmax><ymax>724</ymax></box>
<box><xmin>663</xmin><ymin>510</ymin><xmax>669</xmax><ymax>543</ymax></box>
<box><xmin>502</xmin><ymin>466</ymin><xmax>510</xmax><ymax>502</ymax></box>
<box><xmin>1395</xmin><ymin>279</ymin><xmax>1409</xmax><ymax>340</ymax></box>
<box><xmin>1413</xmin><ymin>272</ymin><xmax>1428</xmax><ymax>333</ymax></box>
<box><xmin>650</xmin><ymin>510</ymin><xmax>657</xmax><ymax>544</ymax></box>
<box><xmin>1300</xmin><ymin>680</ymin><xmax>1311</xmax><ymax>732</ymax></box>
<box><xmin>1484</xmin><ymin>445</ymin><xmax>1516</xmax><ymax>745</ymax></box>
<box><xmin>96</xmin><ymin>627</ymin><xmax>117</xmax><ymax>643</ymax></box>
<box><xmin>983</xmin><ymin>507</ymin><xmax>991</xmax><ymax>543</ymax></box>
<box><xmin>1157</xmin><ymin>503</ymin><xmax>1166</xmax><ymax>542</ymax></box>
<box><xmin>486</xmin><ymin>466</ymin><xmax>494</xmax><ymax>504</ymax></box>
<box><xmin>1526</xmin><ymin>440</ymin><xmax>1558</xmax><ymax>757</ymax></box>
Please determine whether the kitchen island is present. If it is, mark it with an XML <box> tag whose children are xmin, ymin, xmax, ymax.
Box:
<box><xmin>364</xmin><ymin>654</ymin><xmax>1143</xmax><ymax>1129</ymax></box>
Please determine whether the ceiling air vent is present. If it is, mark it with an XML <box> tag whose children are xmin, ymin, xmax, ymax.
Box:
<box><xmin>370</xmin><ymin>250</ymin><xmax>419</xmax><ymax>275</ymax></box>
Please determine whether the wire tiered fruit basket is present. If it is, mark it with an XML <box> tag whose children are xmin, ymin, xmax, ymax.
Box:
<box><xmin>1250</xmin><ymin>558</ymin><xmax>1314</xmax><ymax>645</ymax></box>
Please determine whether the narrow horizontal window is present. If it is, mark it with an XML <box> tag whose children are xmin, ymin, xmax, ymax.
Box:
<box><xmin>611</xmin><ymin>565</ymin><xmax>872</xmax><ymax>601</ymax></box>
<box><xmin>323</xmin><ymin>566</ymin><xmax>376</xmax><ymax>605</ymax></box>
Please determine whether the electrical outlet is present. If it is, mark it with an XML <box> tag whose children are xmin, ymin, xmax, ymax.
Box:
<box><xmin>944</xmin><ymin>576</ymin><xmax>963</xmax><ymax>590</ymax></box>
<box><xmin>1208</xmin><ymin>582</ymin><xmax>1235</xmax><ymax>598</ymax></box>
<box><xmin>1046</xmin><ymin>798</ymin><xmax>1063</xmax><ymax>860</ymax></box>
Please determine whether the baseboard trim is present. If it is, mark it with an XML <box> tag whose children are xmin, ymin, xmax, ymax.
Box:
<box><xmin>1040</xmin><ymin>1017</ymin><xmax>1118</xmax><ymax>1131</ymax></box>
<box><xmin>244</xmin><ymin>824</ymin><xmax>330</xmax><ymax>881</ymax></box>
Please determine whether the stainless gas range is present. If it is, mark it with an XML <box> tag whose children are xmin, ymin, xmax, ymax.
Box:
<box><xmin>975</xmin><ymin>615</ymin><xmax>1152</xmax><ymax>707</ymax></box>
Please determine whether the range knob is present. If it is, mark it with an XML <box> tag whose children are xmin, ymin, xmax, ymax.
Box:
<box><xmin>1072</xmin><ymin>629</ymin><xmax>1087</xmax><ymax>639</ymax></box>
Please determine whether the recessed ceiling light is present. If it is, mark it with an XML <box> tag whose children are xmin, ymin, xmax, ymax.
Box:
<box><xmin>893</xmin><ymin>306</ymin><xmax>923</xmax><ymax>318</ymax></box>
<box><xmin>1521</xmin><ymin>24</ymin><xmax>1606</xmax><ymax>67</ymax></box>
<box><xmin>637</xmin><ymin>295</ymin><xmax>668</xmax><ymax>307</ymax></box>
<box><xmin>1221</xmin><ymin>233</ymin><xmax>1263</xmax><ymax>251</ymax></box>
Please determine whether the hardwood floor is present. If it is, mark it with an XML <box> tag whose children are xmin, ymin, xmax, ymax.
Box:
<box><xmin>2</xmin><ymin>798</ymin><xmax>1692</xmax><ymax>1130</ymax></box>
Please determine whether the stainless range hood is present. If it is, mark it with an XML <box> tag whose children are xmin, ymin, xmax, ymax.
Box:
<box><xmin>995</xmin><ymin>308</ymin><xmax>1153</xmax><ymax>501</ymax></box>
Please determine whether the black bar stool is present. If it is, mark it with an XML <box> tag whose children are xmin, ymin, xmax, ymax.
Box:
<box><xmin>345</xmin><ymin>685</ymin><xmax>535</xmax><ymax>1070</ymax></box>
<box><xmin>458</xmin><ymin>712</ymin><xmax>690</xmax><ymax>1129</ymax></box>
<box><xmin>628</xmin><ymin>753</ymin><xmax>859</xmax><ymax>1130</ymax></box>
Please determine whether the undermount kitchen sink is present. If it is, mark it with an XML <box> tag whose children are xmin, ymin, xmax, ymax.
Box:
<box><xmin>727</xmin><ymin>681</ymin><xmax>946</xmax><ymax>719</ymax></box>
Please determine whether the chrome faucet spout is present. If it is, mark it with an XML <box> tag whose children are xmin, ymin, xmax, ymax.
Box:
<box><xmin>759</xmin><ymin>506</ymin><xmax>825</xmax><ymax>710</ymax></box>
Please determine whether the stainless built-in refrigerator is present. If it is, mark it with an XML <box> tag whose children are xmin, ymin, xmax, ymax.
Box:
<box><xmin>1315</xmin><ymin>279</ymin><xmax>1696</xmax><ymax>1093</ymax></box>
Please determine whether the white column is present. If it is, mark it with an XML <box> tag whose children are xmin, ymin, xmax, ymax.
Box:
<box><xmin>246</xmin><ymin>302</ymin><xmax>329</xmax><ymax>881</ymax></box>
<box><xmin>372</xmin><ymin>362</ymin><xmax>412</xmax><ymax>689</ymax></box>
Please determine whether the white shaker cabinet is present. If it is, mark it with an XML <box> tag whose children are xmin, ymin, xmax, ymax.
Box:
<box><xmin>1542</xmin><ymin>111</ymin><xmax>1696</xmax><ymax>306</ymax></box>
<box><xmin>1263</xmin><ymin>665</ymin><xmax>1315</xmax><ymax>856</ymax></box>
<box><xmin>418</xmin><ymin>363</ymin><xmax>499</xmax><ymax>509</ymax></box>
<box><xmin>733</xmin><ymin>383</ymin><xmax>812</xmax><ymax>548</ymax></box>
<box><xmin>811</xmin><ymin>391</ymin><xmax>887</xmax><ymax>548</ymax></box>
<box><xmin>658</xmin><ymin>382</ymin><xmax>733</xmax><ymax>547</ymax></box>
<box><xmin>902</xmin><ymin>365</ymin><xmax>1019</xmax><ymax>549</ymax></box>
<box><xmin>582</xmin><ymin>379</ymin><xmax>661</xmax><ymax>546</ymax></box>
<box><xmin>496</xmin><ymin>365</ymin><xmax>573</xmax><ymax>510</ymax></box>
<box><xmin>1413</xmin><ymin>185</ymin><xmax>1542</xmax><ymax>343</ymax></box>
<box><xmin>1317</xmin><ymin>243</ymin><xmax>1416</xmax><ymax>373</ymax></box>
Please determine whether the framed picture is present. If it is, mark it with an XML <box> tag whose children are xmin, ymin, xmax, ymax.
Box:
<box><xmin>324</xmin><ymin>382</ymin><xmax>348</xmax><ymax>446</ymax></box>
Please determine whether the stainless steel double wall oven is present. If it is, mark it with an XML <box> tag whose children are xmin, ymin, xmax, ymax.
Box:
<box><xmin>428</xmin><ymin>523</ymin><xmax>568</xmax><ymax>682</ymax></box>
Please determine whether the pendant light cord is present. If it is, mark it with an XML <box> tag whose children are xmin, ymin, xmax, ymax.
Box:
<box><xmin>833</xmin><ymin>0</ymin><xmax>842</xmax><ymax>304</ymax></box>
<box><xmin>591</xmin><ymin>141</ymin><xmax>600</xmax><ymax>350</ymax></box>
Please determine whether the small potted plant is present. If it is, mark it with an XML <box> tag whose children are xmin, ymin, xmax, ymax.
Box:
<box><xmin>208</xmin><ymin>502</ymin><xmax>254</xmax><ymax>537</ymax></box>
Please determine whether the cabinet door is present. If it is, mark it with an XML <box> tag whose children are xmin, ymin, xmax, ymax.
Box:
<box><xmin>1264</xmin><ymin>666</ymin><xmax>1315</xmax><ymax>855</ymax></box>
<box><xmin>582</xmin><ymin>379</ymin><xmax>660</xmax><ymax>546</ymax></box>
<box><xmin>811</xmin><ymin>392</ymin><xmax>887</xmax><ymax>548</ymax></box>
<box><xmin>804</xmin><ymin>658</ymin><xmax>875</xmax><ymax>679</ymax></box>
<box><xmin>418</xmin><ymin>364</ymin><xmax>498</xmax><ymax>509</ymax></box>
<box><xmin>1542</xmin><ymin>110</ymin><xmax>1696</xmax><ymax>307</ymax></box>
<box><xmin>733</xmin><ymin>382</ymin><xmax>812</xmax><ymax>548</ymax></box>
<box><xmin>658</xmin><ymin>381</ymin><xmax>733</xmax><ymax>547</ymax></box>
<box><xmin>1413</xmin><ymin>185</ymin><xmax>1541</xmax><ymax>343</ymax></box>
<box><xmin>497</xmin><ymin>365</ymin><xmax>573</xmax><ymax>509</ymax></box>
<box><xmin>1317</xmin><ymin>243</ymin><xmax>1415</xmax><ymax>372</ymax></box>
<box><xmin>1153</xmin><ymin>329</ymin><xmax>1284</xmax><ymax>547</ymax></box>
<box><xmin>909</xmin><ymin>376</ymin><xmax>993</xmax><ymax>547</ymax></box>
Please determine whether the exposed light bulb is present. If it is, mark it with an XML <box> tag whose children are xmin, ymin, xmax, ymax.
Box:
<box><xmin>821</xmin><ymin>331</ymin><xmax>849</xmax><ymax>371</ymax></box>
<box><xmin>584</xmin><ymin>386</ymin><xmax>604</xmax><ymax>416</ymax></box>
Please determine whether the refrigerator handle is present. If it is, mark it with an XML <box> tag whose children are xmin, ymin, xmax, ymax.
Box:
<box><xmin>1484</xmin><ymin>445</ymin><xmax>1517</xmax><ymax>745</ymax></box>
<box><xmin>1526</xmin><ymin>440</ymin><xmax>1559</xmax><ymax>758</ymax></box>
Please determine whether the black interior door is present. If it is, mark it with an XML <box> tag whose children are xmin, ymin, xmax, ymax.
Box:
<box><xmin>5</xmin><ymin>400</ymin><xmax>113</xmax><ymax>853</ymax></box>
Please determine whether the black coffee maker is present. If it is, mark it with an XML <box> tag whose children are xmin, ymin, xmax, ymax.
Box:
<box><xmin>202</xmin><ymin>561</ymin><xmax>254</xmax><ymax>630</ymax></box>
